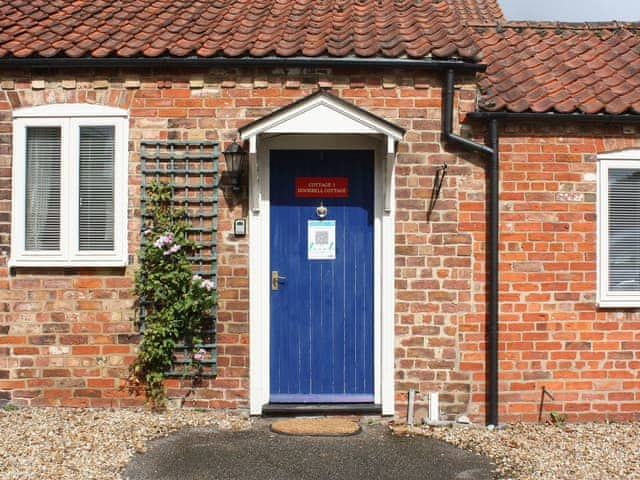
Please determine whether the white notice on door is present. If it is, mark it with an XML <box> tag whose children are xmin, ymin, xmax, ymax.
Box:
<box><xmin>308</xmin><ymin>220</ymin><xmax>336</xmax><ymax>260</ymax></box>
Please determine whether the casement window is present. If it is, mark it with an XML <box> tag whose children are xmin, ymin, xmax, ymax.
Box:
<box><xmin>597</xmin><ymin>151</ymin><xmax>640</xmax><ymax>307</ymax></box>
<box><xmin>11</xmin><ymin>104</ymin><xmax>128</xmax><ymax>267</ymax></box>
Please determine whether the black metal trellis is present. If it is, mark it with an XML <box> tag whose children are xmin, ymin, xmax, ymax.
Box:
<box><xmin>140</xmin><ymin>140</ymin><xmax>219</xmax><ymax>377</ymax></box>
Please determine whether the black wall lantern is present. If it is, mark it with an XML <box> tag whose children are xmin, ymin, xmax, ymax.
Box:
<box><xmin>224</xmin><ymin>140</ymin><xmax>247</xmax><ymax>191</ymax></box>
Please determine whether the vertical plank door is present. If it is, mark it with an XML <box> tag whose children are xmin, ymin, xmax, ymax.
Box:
<box><xmin>269</xmin><ymin>150</ymin><xmax>374</xmax><ymax>403</ymax></box>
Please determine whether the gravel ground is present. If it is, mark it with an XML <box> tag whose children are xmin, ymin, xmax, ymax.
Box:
<box><xmin>2</xmin><ymin>406</ymin><xmax>639</xmax><ymax>480</ymax></box>
<box><xmin>403</xmin><ymin>421</ymin><xmax>640</xmax><ymax>480</ymax></box>
<box><xmin>0</xmin><ymin>407</ymin><xmax>251</xmax><ymax>480</ymax></box>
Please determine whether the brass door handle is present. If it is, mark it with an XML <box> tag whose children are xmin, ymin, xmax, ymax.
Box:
<box><xmin>271</xmin><ymin>271</ymin><xmax>286</xmax><ymax>290</ymax></box>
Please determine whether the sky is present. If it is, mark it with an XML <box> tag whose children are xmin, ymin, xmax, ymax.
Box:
<box><xmin>499</xmin><ymin>0</ymin><xmax>640</xmax><ymax>22</ymax></box>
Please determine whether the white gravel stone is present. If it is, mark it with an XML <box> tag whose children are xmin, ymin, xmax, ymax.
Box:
<box><xmin>411</xmin><ymin>421</ymin><xmax>640</xmax><ymax>480</ymax></box>
<box><xmin>0</xmin><ymin>407</ymin><xmax>251</xmax><ymax>480</ymax></box>
<box><xmin>4</xmin><ymin>407</ymin><xmax>639</xmax><ymax>480</ymax></box>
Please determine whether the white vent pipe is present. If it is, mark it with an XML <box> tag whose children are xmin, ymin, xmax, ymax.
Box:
<box><xmin>428</xmin><ymin>392</ymin><xmax>439</xmax><ymax>423</ymax></box>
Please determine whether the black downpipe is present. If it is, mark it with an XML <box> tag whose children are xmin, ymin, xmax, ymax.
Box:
<box><xmin>442</xmin><ymin>69</ymin><xmax>493</xmax><ymax>156</ymax></box>
<box><xmin>487</xmin><ymin>119</ymin><xmax>499</xmax><ymax>427</ymax></box>
<box><xmin>442</xmin><ymin>68</ymin><xmax>499</xmax><ymax>426</ymax></box>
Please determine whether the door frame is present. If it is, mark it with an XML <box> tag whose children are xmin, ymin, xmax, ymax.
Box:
<box><xmin>247</xmin><ymin>134</ymin><xmax>395</xmax><ymax>415</ymax></box>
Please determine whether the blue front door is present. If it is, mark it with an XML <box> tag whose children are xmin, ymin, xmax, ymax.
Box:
<box><xmin>270</xmin><ymin>150</ymin><xmax>374</xmax><ymax>403</ymax></box>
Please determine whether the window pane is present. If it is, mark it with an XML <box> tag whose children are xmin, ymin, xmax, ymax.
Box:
<box><xmin>25</xmin><ymin>127</ymin><xmax>61</xmax><ymax>250</ymax></box>
<box><xmin>608</xmin><ymin>168</ymin><xmax>640</xmax><ymax>291</ymax></box>
<box><xmin>79</xmin><ymin>126</ymin><xmax>114</xmax><ymax>250</ymax></box>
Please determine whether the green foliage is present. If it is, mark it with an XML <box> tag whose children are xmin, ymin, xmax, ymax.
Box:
<box><xmin>2</xmin><ymin>403</ymin><xmax>18</xmax><ymax>412</ymax></box>
<box><xmin>129</xmin><ymin>182</ymin><xmax>216</xmax><ymax>409</ymax></box>
<box><xmin>549</xmin><ymin>411</ymin><xmax>567</xmax><ymax>425</ymax></box>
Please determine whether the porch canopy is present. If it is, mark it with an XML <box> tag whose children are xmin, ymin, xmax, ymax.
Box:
<box><xmin>238</xmin><ymin>90</ymin><xmax>405</xmax><ymax>212</ymax></box>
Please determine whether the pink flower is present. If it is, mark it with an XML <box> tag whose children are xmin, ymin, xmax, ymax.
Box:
<box><xmin>154</xmin><ymin>232</ymin><xmax>174</xmax><ymax>249</ymax></box>
<box><xmin>193</xmin><ymin>348</ymin><xmax>207</xmax><ymax>361</ymax></box>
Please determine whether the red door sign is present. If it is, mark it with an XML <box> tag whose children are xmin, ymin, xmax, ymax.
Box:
<box><xmin>295</xmin><ymin>177</ymin><xmax>349</xmax><ymax>198</ymax></box>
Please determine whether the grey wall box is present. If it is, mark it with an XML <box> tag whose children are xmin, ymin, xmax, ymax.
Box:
<box><xmin>234</xmin><ymin>218</ymin><xmax>247</xmax><ymax>236</ymax></box>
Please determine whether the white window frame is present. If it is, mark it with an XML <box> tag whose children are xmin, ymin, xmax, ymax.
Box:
<box><xmin>597</xmin><ymin>150</ymin><xmax>640</xmax><ymax>307</ymax></box>
<box><xmin>10</xmin><ymin>104</ymin><xmax>129</xmax><ymax>267</ymax></box>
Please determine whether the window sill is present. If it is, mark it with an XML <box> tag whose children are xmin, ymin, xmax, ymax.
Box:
<box><xmin>597</xmin><ymin>298</ymin><xmax>640</xmax><ymax>309</ymax></box>
<box><xmin>9</xmin><ymin>257</ymin><xmax>128</xmax><ymax>268</ymax></box>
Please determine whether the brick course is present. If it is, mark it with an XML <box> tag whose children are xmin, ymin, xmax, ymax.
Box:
<box><xmin>0</xmin><ymin>67</ymin><xmax>638</xmax><ymax>421</ymax></box>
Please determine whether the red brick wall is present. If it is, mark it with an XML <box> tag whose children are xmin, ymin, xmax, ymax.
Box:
<box><xmin>0</xmin><ymin>71</ymin><xmax>255</xmax><ymax>408</ymax></box>
<box><xmin>0</xmin><ymin>67</ymin><xmax>461</xmax><ymax>411</ymax></box>
<box><xmin>460</xmin><ymin>122</ymin><xmax>640</xmax><ymax>422</ymax></box>
<box><xmin>0</xmin><ymin>67</ymin><xmax>638</xmax><ymax>422</ymax></box>
<box><xmin>394</xmin><ymin>82</ymin><xmax>474</xmax><ymax>420</ymax></box>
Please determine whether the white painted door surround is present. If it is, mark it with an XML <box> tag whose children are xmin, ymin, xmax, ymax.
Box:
<box><xmin>239</xmin><ymin>91</ymin><xmax>403</xmax><ymax>415</ymax></box>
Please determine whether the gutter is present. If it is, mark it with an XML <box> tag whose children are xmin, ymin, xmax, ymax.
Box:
<box><xmin>0</xmin><ymin>55</ymin><xmax>486</xmax><ymax>72</ymax></box>
<box><xmin>442</xmin><ymin>68</ymin><xmax>499</xmax><ymax>427</ymax></box>
<box><xmin>468</xmin><ymin>111</ymin><xmax>640</xmax><ymax>123</ymax></box>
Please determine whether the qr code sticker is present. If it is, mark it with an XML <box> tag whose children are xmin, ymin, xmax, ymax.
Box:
<box><xmin>315</xmin><ymin>231</ymin><xmax>329</xmax><ymax>245</ymax></box>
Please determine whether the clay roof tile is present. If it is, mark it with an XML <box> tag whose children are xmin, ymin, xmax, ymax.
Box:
<box><xmin>474</xmin><ymin>24</ymin><xmax>640</xmax><ymax>114</ymax></box>
<box><xmin>580</xmin><ymin>98</ymin><xmax>605</xmax><ymax>114</ymax></box>
<box><xmin>0</xmin><ymin>0</ymin><xmax>483</xmax><ymax>61</ymax></box>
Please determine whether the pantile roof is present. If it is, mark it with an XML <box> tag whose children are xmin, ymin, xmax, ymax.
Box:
<box><xmin>445</xmin><ymin>0</ymin><xmax>504</xmax><ymax>24</ymax></box>
<box><xmin>0</xmin><ymin>0</ymin><xmax>481</xmax><ymax>61</ymax></box>
<box><xmin>473</xmin><ymin>23</ymin><xmax>640</xmax><ymax>114</ymax></box>
<box><xmin>1</xmin><ymin>1</ymin><xmax>639</xmax><ymax>116</ymax></box>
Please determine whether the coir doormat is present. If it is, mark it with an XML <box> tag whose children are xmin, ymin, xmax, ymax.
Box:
<box><xmin>271</xmin><ymin>418</ymin><xmax>361</xmax><ymax>436</ymax></box>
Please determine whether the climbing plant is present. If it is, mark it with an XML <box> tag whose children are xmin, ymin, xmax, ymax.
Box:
<box><xmin>129</xmin><ymin>182</ymin><xmax>216</xmax><ymax>408</ymax></box>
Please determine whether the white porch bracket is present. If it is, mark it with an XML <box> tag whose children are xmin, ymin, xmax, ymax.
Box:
<box><xmin>385</xmin><ymin>137</ymin><xmax>396</xmax><ymax>213</ymax></box>
<box><xmin>248</xmin><ymin>136</ymin><xmax>259</xmax><ymax>212</ymax></box>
